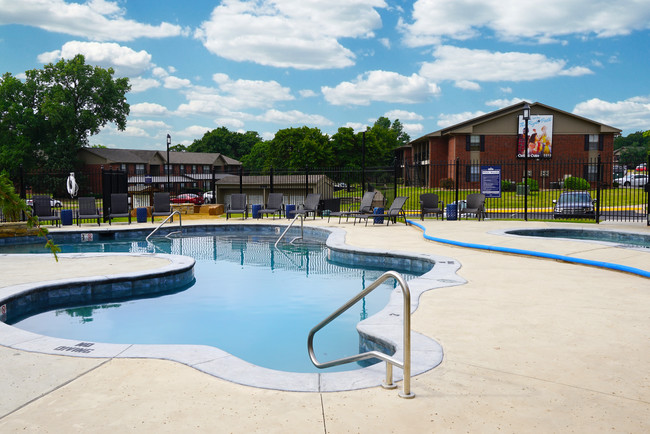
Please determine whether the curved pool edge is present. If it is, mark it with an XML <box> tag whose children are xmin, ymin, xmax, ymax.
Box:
<box><xmin>407</xmin><ymin>220</ymin><xmax>650</xmax><ymax>279</ymax></box>
<box><xmin>0</xmin><ymin>225</ymin><xmax>467</xmax><ymax>393</ymax></box>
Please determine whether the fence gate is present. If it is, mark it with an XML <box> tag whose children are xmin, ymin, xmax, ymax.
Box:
<box><xmin>101</xmin><ymin>169</ymin><xmax>127</xmax><ymax>222</ymax></box>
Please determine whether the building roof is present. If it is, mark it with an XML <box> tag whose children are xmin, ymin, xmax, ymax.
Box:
<box><xmin>79</xmin><ymin>147</ymin><xmax>241</xmax><ymax>166</ymax></box>
<box><xmin>409</xmin><ymin>101</ymin><xmax>622</xmax><ymax>146</ymax></box>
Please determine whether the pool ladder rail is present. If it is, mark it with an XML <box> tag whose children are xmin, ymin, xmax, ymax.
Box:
<box><xmin>307</xmin><ymin>270</ymin><xmax>415</xmax><ymax>399</ymax></box>
<box><xmin>146</xmin><ymin>210</ymin><xmax>182</xmax><ymax>242</ymax></box>
<box><xmin>274</xmin><ymin>214</ymin><xmax>305</xmax><ymax>248</ymax></box>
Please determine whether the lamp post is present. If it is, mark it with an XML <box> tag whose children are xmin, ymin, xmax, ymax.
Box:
<box><xmin>166</xmin><ymin>134</ymin><xmax>171</xmax><ymax>193</ymax></box>
<box><xmin>522</xmin><ymin>103</ymin><xmax>530</xmax><ymax>221</ymax></box>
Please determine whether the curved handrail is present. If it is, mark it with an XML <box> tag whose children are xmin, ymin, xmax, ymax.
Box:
<box><xmin>274</xmin><ymin>214</ymin><xmax>304</xmax><ymax>248</ymax></box>
<box><xmin>146</xmin><ymin>210</ymin><xmax>182</xmax><ymax>242</ymax></box>
<box><xmin>307</xmin><ymin>270</ymin><xmax>414</xmax><ymax>398</ymax></box>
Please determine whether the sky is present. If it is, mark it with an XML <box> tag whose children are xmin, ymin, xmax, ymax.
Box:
<box><xmin>1</xmin><ymin>0</ymin><xmax>650</xmax><ymax>152</ymax></box>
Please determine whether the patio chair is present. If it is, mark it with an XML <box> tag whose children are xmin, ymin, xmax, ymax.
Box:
<box><xmin>32</xmin><ymin>195</ymin><xmax>61</xmax><ymax>227</ymax></box>
<box><xmin>152</xmin><ymin>192</ymin><xmax>172</xmax><ymax>223</ymax></box>
<box><xmin>354</xmin><ymin>196</ymin><xmax>409</xmax><ymax>226</ymax></box>
<box><xmin>292</xmin><ymin>193</ymin><xmax>321</xmax><ymax>219</ymax></box>
<box><xmin>108</xmin><ymin>193</ymin><xmax>131</xmax><ymax>225</ymax></box>
<box><xmin>76</xmin><ymin>196</ymin><xmax>100</xmax><ymax>226</ymax></box>
<box><xmin>459</xmin><ymin>193</ymin><xmax>486</xmax><ymax>221</ymax></box>
<box><xmin>259</xmin><ymin>193</ymin><xmax>283</xmax><ymax>219</ymax></box>
<box><xmin>327</xmin><ymin>191</ymin><xmax>376</xmax><ymax>223</ymax></box>
<box><xmin>420</xmin><ymin>193</ymin><xmax>444</xmax><ymax>221</ymax></box>
<box><xmin>226</xmin><ymin>193</ymin><xmax>248</xmax><ymax>220</ymax></box>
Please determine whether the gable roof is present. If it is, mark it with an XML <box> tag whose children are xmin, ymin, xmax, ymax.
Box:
<box><xmin>79</xmin><ymin>147</ymin><xmax>241</xmax><ymax>166</ymax></box>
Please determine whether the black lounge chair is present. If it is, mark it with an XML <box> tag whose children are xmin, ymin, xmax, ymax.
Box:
<box><xmin>420</xmin><ymin>193</ymin><xmax>444</xmax><ymax>221</ymax></box>
<box><xmin>32</xmin><ymin>195</ymin><xmax>61</xmax><ymax>227</ymax></box>
<box><xmin>459</xmin><ymin>193</ymin><xmax>486</xmax><ymax>221</ymax></box>
<box><xmin>77</xmin><ymin>196</ymin><xmax>100</xmax><ymax>226</ymax></box>
<box><xmin>259</xmin><ymin>193</ymin><xmax>283</xmax><ymax>219</ymax></box>
<box><xmin>152</xmin><ymin>192</ymin><xmax>172</xmax><ymax>223</ymax></box>
<box><xmin>292</xmin><ymin>193</ymin><xmax>321</xmax><ymax>219</ymax></box>
<box><xmin>354</xmin><ymin>196</ymin><xmax>409</xmax><ymax>226</ymax></box>
<box><xmin>227</xmin><ymin>194</ymin><xmax>248</xmax><ymax>219</ymax></box>
<box><xmin>327</xmin><ymin>191</ymin><xmax>376</xmax><ymax>223</ymax></box>
<box><xmin>108</xmin><ymin>193</ymin><xmax>131</xmax><ymax>225</ymax></box>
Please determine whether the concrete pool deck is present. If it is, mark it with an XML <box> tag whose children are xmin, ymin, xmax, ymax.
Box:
<box><xmin>1</xmin><ymin>218</ymin><xmax>649</xmax><ymax>432</ymax></box>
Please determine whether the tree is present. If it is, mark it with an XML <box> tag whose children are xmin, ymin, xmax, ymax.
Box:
<box><xmin>266</xmin><ymin>127</ymin><xmax>333</xmax><ymax>170</ymax></box>
<box><xmin>0</xmin><ymin>55</ymin><xmax>130</xmax><ymax>172</ymax></box>
<box><xmin>614</xmin><ymin>131</ymin><xmax>650</xmax><ymax>167</ymax></box>
<box><xmin>361</xmin><ymin>117</ymin><xmax>411</xmax><ymax>167</ymax></box>
<box><xmin>187</xmin><ymin>127</ymin><xmax>262</xmax><ymax>160</ymax></box>
<box><xmin>331</xmin><ymin>127</ymin><xmax>360</xmax><ymax>167</ymax></box>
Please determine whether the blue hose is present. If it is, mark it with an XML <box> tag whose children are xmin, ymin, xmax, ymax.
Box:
<box><xmin>407</xmin><ymin>220</ymin><xmax>650</xmax><ymax>279</ymax></box>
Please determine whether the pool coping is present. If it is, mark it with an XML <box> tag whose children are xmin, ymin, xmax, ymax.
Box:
<box><xmin>0</xmin><ymin>225</ymin><xmax>465</xmax><ymax>392</ymax></box>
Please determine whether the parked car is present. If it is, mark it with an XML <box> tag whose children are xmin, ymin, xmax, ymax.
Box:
<box><xmin>25</xmin><ymin>197</ymin><xmax>62</xmax><ymax>207</ymax></box>
<box><xmin>635</xmin><ymin>163</ymin><xmax>647</xmax><ymax>172</ymax></box>
<box><xmin>553</xmin><ymin>192</ymin><xmax>596</xmax><ymax>219</ymax></box>
<box><xmin>171</xmin><ymin>193</ymin><xmax>204</xmax><ymax>205</ymax></box>
<box><xmin>202</xmin><ymin>191</ymin><xmax>214</xmax><ymax>203</ymax></box>
<box><xmin>614</xmin><ymin>173</ymin><xmax>648</xmax><ymax>187</ymax></box>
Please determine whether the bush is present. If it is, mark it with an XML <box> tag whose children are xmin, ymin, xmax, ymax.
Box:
<box><xmin>439</xmin><ymin>178</ymin><xmax>454</xmax><ymax>189</ymax></box>
<box><xmin>501</xmin><ymin>180</ymin><xmax>516</xmax><ymax>192</ymax></box>
<box><xmin>564</xmin><ymin>176</ymin><xmax>590</xmax><ymax>190</ymax></box>
<box><xmin>516</xmin><ymin>178</ymin><xmax>539</xmax><ymax>192</ymax></box>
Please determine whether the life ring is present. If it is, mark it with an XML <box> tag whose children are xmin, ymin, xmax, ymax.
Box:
<box><xmin>66</xmin><ymin>172</ymin><xmax>79</xmax><ymax>198</ymax></box>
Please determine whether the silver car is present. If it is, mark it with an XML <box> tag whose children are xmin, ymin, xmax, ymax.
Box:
<box><xmin>615</xmin><ymin>173</ymin><xmax>648</xmax><ymax>187</ymax></box>
<box><xmin>553</xmin><ymin>192</ymin><xmax>596</xmax><ymax>219</ymax></box>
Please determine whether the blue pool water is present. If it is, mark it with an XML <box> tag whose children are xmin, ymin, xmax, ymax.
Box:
<box><xmin>506</xmin><ymin>228</ymin><xmax>650</xmax><ymax>248</ymax></box>
<box><xmin>3</xmin><ymin>232</ymin><xmax>423</xmax><ymax>373</ymax></box>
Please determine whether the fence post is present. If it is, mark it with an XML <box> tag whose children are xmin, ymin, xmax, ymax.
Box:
<box><xmin>211</xmin><ymin>166</ymin><xmax>216</xmax><ymax>204</ymax></box>
<box><xmin>596</xmin><ymin>154</ymin><xmax>601</xmax><ymax>224</ymax></box>
<box><xmin>362</xmin><ymin>131</ymin><xmax>366</xmax><ymax>193</ymax></box>
<box><xmin>305</xmin><ymin>165</ymin><xmax>309</xmax><ymax>197</ymax></box>
<box><xmin>19</xmin><ymin>164</ymin><xmax>25</xmax><ymax>199</ymax></box>
<box><xmin>454</xmin><ymin>158</ymin><xmax>459</xmax><ymax>215</ymax></box>
<box><xmin>393</xmin><ymin>158</ymin><xmax>398</xmax><ymax>201</ymax></box>
<box><xmin>270</xmin><ymin>167</ymin><xmax>274</xmax><ymax>193</ymax></box>
<box><xmin>647</xmin><ymin>153</ymin><xmax>650</xmax><ymax>226</ymax></box>
<box><xmin>239</xmin><ymin>166</ymin><xmax>243</xmax><ymax>194</ymax></box>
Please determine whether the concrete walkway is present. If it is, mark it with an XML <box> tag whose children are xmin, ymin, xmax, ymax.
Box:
<box><xmin>1</xmin><ymin>218</ymin><xmax>649</xmax><ymax>432</ymax></box>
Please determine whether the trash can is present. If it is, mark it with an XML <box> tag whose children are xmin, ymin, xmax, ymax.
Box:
<box><xmin>136</xmin><ymin>207</ymin><xmax>148</xmax><ymax>223</ymax></box>
<box><xmin>373</xmin><ymin>207</ymin><xmax>384</xmax><ymax>224</ymax></box>
<box><xmin>446</xmin><ymin>204</ymin><xmax>457</xmax><ymax>221</ymax></box>
<box><xmin>251</xmin><ymin>204</ymin><xmax>262</xmax><ymax>219</ymax></box>
<box><xmin>61</xmin><ymin>209</ymin><xmax>73</xmax><ymax>226</ymax></box>
<box><xmin>285</xmin><ymin>204</ymin><xmax>296</xmax><ymax>219</ymax></box>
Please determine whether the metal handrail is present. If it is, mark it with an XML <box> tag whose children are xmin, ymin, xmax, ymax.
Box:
<box><xmin>307</xmin><ymin>270</ymin><xmax>414</xmax><ymax>398</ymax></box>
<box><xmin>145</xmin><ymin>210</ymin><xmax>182</xmax><ymax>242</ymax></box>
<box><xmin>274</xmin><ymin>214</ymin><xmax>304</xmax><ymax>248</ymax></box>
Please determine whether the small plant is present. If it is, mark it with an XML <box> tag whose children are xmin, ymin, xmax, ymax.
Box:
<box><xmin>439</xmin><ymin>177</ymin><xmax>455</xmax><ymax>189</ymax></box>
<box><xmin>564</xmin><ymin>176</ymin><xmax>590</xmax><ymax>190</ymax></box>
<box><xmin>501</xmin><ymin>180</ymin><xmax>516</xmax><ymax>192</ymax></box>
<box><xmin>516</xmin><ymin>178</ymin><xmax>539</xmax><ymax>192</ymax></box>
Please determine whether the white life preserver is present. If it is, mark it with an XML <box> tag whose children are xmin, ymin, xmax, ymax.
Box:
<box><xmin>66</xmin><ymin>172</ymin><xmax>79</xmax><ymax>198</ymax></box>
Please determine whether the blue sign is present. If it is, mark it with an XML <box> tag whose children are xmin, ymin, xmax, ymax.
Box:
<box><xmin>481</xmin><ymin>166</ymin><xmax>501</xmax><ymax>198</ymax></box>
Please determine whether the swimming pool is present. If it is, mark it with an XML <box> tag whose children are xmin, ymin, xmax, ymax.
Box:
<box><xmin>2</xmin><ymin>228</ymin><xmax>424</xmax><ymax>373</ymax></box>
<box><xmin>505</xmin><ymin>228</ymin><xmax>650</xmax><ymax>249</ymax></box>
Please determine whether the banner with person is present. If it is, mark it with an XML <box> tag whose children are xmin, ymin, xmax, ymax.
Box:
<box><xmin>517</xmin><ymin>115</ymin><xmax>553</xmax><ymax>158</ymax></box>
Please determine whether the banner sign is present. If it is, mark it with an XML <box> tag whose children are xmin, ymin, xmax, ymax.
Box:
<box><xmin>481</xmin><ymin>165</ymin><xmax>502</xmax><ymax>198</ymax></box>
<box><xmin>517</xmin><ymin>115</ymin><xmax>553</xmax><ymax>158</ymax></box>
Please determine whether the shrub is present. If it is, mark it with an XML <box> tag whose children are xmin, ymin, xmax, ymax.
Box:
<box><xmin>564</xmin><ymin>176</ymin><xmax>590</xmax><ymax>190</ymax></box>
<box><xmin>439</xmin><ymin>177</ymin><xmax>455</xmax><ymax>189</ymax></box>
<box><xmin>501</xmin><ymin>180</ymin><xmax>516</xmax><ymax>192</ymax></box>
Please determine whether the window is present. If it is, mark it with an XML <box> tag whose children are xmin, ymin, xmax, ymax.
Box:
<box><xmin>584</xmin><ymin>134</ymin><xmax>603</xmax><ymax>151</ymax></box>
<box><xmin>120</xmin><ymin>164</ymin><xmax>126</xmax><ymax>172</ymax></box>
<box><xmin>466</xmin><ymin>135</ymin><xmax>485</xmax><ymax>152</ymax></box>
<box><xmin>584</xmin><ymin>164</ymin><xmax>599</xmax><ymax>182</ymax></box>
<box><xmin>465</xmin><ymin>165</ymin><xmax>480</xmax><ymax>182</ymax></box>
<box><xmin>203</xmin><ymin>165</ymin><xmax>211</xmax><ymax>173</ymax></box>
<box><xmin>192</xmin><ymin>165</ymin><xmax>197</xmax><ymax>174</ymax></box>
<box><xmin>179</xmin><ymin>164</ymin><xmax>185</xmax><ymax>174</ymax></box>
<box><xmin>135</xmin><ymin>164</ymin><xmax>145</xmax><ymax>175</ymax></box>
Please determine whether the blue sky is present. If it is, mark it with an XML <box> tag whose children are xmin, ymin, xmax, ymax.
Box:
<box><xmin>1</xmin><ymin>0</ymin><xmax>649</xmax><ymax>152</ymax></box>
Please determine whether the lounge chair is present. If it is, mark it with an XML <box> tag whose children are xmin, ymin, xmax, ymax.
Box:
<box><xmin>420</xmin><ymin>193</ymin><xmax>444</xmax><ymax>221</ymax></box>
<box><xmin>77</xmin><ymin>196</ymin><xmax>100</xmax><ymax>226</ymax></box>
<box><xmin>32</xmin><ymin>195</ymin><xmax>61</xmax><ymax>227</ymax></box>
<box><xmin>459</xmin><ymin>193</ymin><xmax>486</xmax><ymax>221</ymax></box>
<box><xmin>226</xmin><ymin>193</ymin><xmax>248</xmax><ymax>219</ymax></box>
<box><xmin>292</xmin><ymin>193</ymin><xmax>321</xmax><ymax>219</ymax></box>
<box><xmin>152</xmin><ymin>192</ymin><xmax>172</xmax><ymax>223</ymax></box>
<box><xmin>327</xmin><ymin>191</ymin><xmax>376</xmax><ymax>223</ymax></box>
<box><xmin>259</xmin><ymin>193</ymin><xmax>283</xmax><ymax>219</ymax></box>
<box><xmin>354</xmin><ymin>196</ymin><xmax>409</xmax><ymax>226</ymax></box>
<box><xmin>108</xmin><ymin>193</ymin><xmax>131</xmax><ymax>225</ymax></box>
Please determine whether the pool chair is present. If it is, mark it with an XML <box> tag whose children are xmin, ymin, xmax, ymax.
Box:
<box><xmin>420</xmin><ymin>193</ymin><xmax>444</xmax><ymax>221</ymax></box>
<box><xmin>227</xmin><ymin>193</ymin><xmax>248</xmax><ymax>220</ymax></box>
<box><xmin>76</xmin><ymin>196</ymin><xmax>101</xmax><ymax>226</ymax></box>
<box><xmin>459</xmin><ymin>193</ymin><xmax>486</xmax><ymax>221</ymax></box>
<box><xmin>108</xmin><ymin>193</ymin><xmax>131</xmax><ymax>225</ymax></box>
<box><xmin>259</xmin><ymin>193</ymin><xmax>283</xmax><ymax>219</ymax></box>
<box><xmin>152</xmin><ymin>192</ymin><xmax>172</xmax><ymax>223</ymax></box>
<box><xmin>32</xmin><ymin>195</ymin><xmax>61</xmax><ymax>227</ymax></box>
<box><xmin>354</xmin><ymin>196</ymin><xmax>409</xmax><ymax>226</ymax></box>
<box><xmin>293</xmin><ymin>193</ymin><xmax>321</xmax><ymax>219</ymax></box>
<box><xmin>327</xmin><ymin>191</ymin><xmax>376</xmax><ymax>223</ymax></box>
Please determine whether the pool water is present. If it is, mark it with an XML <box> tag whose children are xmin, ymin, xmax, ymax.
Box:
<box><xmin>506</xmin><ymin>229</ymin><xmax>650</xmax><ymax>249</ymax></box>
<box><xmin>4</xmin><ymin>233</ymin><xmax>419</xmax><ymax>373</ymax></box>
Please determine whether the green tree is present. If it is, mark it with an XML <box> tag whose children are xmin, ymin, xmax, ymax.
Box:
<box><xmin>266</xmin><ymin>127</ymin><xmax>333</xmax><ymax>170</ymax></box>
<box><xmin>614</xmin><ymin>130</ymin><xmax>650</xmax><ymax>167</ymax></box>
<box><xmin>362</xmin><ymin>117</ymin><xmax>410</xmax><ymax>167</ymax></box>
<box><xmin>0</xmin><ymin>54</ymin><xmax>130</xmax><ymax>172</ymax></box>
<box><xmin>331</xmin><ymin>127</ymin><xmax>360</xmax><ymax>167</ymax></box>
<box><xmin>187</xmin><ymin>127</ymin><xmax>262</xmax><ymax>160</ymax></box>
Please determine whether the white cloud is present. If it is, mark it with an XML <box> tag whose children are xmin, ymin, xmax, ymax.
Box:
<box><xmin>419</xmin><ymin>45</ymin><xmax>592</xmax><ymax>85</ymax></box>
<box><xmin>322</xmin><ymin>70</ymin><xmax>440</xmax><ymax>106</ymax></box>
<box><xmin>0</xmin><ymin>0</ymin><xmax>186</xmax><ymax>41</ymax></box>
<box><xmin>400</xmin><ymin>0</ymin><xmax>650</xmax><ymax>46</ymax></box>
<box><xmin>37</xmin><ymin>41</ymin><xmax>153</xmax><ymax>77</ymax></box>
<box><xmin>403</xmin><ymin>123</ymin><xmax>424</xmax><ymax>136</ymax></box>
<box><xmin>485</xmin><ymin>98</ymin><xmax>526</xmax><ymax>108</ymax></box>
<box><xmin>258</xmin><ymin>109</ymin><xmax>333</xmax><ymax>126</ymax></box>
<box><xmin>215</xmin><ymin>117</ymin><xmax>246</xmax><ymax>129</ymax></box>
<box><xmin>573</xmin><ymin>96</ymin><xmax>650</xmax><ymax>132</ymax></box>
<box><xmin>299</xmin><ymin>89</ymin><xmax>318</xmax><ymax>98</ymax></box>
<box><xmin>437</xmin><ymin>111</ymin><xmax>487</xmax><ymax>128</ymax></box>
<box><xmin>195</xmin><ymin>0</ymin><xmax>386</xmax><ymax>69</ymax></box>
<box><xmin>454</xmin><ymin>80</ymin><xmax>481</xmax><ymax>91</ymax></box>
<box><xmin>130</xmin><ymin>102</ymin><xmax>170</xmax><ymax>117</ymax></box>
<box><xmin>128</xmin><ymin>119</ymin><xmax>170</xmax><ymax>130</ymax></box>
<box><xmin>130</xmin><ymin>77</ymin><xmax>161</xmax><ymax>93</ymax></box>
<box><xmin>177</xmin><ymin>125</ymin><xmax>212</xmax><ymax>138</ymax></box>
<box><xmin>163</xmin><ymin>76</ymin><xmax>192</xmax><ymax>89</ymax></box>
<box><xmin>384</xmin><ymin>109</ymin><xmax>424</xmax><ymax>121</ymax></box>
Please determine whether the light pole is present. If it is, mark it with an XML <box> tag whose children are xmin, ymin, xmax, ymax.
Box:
<box><xmin>166</xmin><ymin>134</ymin><xmax>171</xmax><ymax>193</ymax></box>
<box><xmin>522</xmin><ymin>103</ymin><xmax>530</xmax><ymax>221</ymax></box>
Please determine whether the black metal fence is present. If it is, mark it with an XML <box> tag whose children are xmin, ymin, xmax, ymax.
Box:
<box><xmin>3</xmin><ymin>156</ymin><xmax>648</xmax><ymax>224</ymax></box>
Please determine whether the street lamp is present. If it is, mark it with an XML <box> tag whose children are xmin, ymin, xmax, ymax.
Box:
<box><xmin>166</xmin><ymin>134</ymin><xmax>171</xmax><ymax>193</ymax></box>
<box><xmin>522</xmin><ymin>103</ymin><xmax>530</xmax><ymax>221</ymax></box>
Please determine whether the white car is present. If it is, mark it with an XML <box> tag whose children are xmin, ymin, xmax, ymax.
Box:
<box><xmin>25</xmin><ymin>197</ymin><xmax>62</xmax><ymax>207</ymax></box>
<box><xmin>615</xmin><ymin>173</ymin><xmax>648</xmax><ymax>187</ymax></box>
